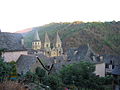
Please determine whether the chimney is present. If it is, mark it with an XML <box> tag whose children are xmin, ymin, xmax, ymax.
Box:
<box><xmin>100</xmin><ymin>56</ymin><xmax>103</xmax><ymax>62</ymax></box>
<box><xmin>21</xmin><ymin>37</ymin><xmax>24</xmax><ymax>46</ymax></box>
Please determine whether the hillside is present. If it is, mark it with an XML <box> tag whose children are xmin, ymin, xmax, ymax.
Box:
<box><xmin>23</xmin><ymin>21</ymin><xmax>120</xmax><ymax>55</ymax></box>
<box><xmin>16</xmin><ymin>28</ymin><xmax>32</xmax><ymax>33</ymax></box>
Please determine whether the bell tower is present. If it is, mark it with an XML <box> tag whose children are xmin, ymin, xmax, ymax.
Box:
<box><xmin>44</xmin><ymin>32</ymin><xmax>51</xmax><ymax>57</ymax></box>
<box><xmin>53</xmin><ymin>32</ymin><xmax>63</xmax><ymax>56</ymax></box>
<box><xmin>32</xmin><ymin>30</ymin><xmax>41</xmax><ymax>50</ymax></box>
<box><xmin>44</xmin><ymin>32</ymin><xmax>51</xmax><ymax>48</ymax></box>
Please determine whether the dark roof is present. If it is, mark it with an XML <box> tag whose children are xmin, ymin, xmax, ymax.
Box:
<box><xmin>0</xmin><ymin>32</ymin><xmax>26</xmax><ymax>51</ymax></box>
<box><xmin>44</xmin><ymin>32</ymin><xmax>50</xmax><ymax>43</ymax></box>
<box><xmin>16</xmin><ymin>54</ymin><xmax>52</xmax><ymax>74</ymax></box>
<box><xmin>54</xmin><ymin>32</ymin><xmax>62</xmax><ymax>44</ymax></box>
<box><xmin>112</xmin><ymin>65</ymin><xmax>120</xmax><ymax>75</ymax></box>
<box><xmin>67</xmin><ymin>45</ymin><xmax>89</xmax><ymax>61</ymax></box>
<box><xmin>103</xmin><ymin>55</ymin><xmax>120</xmax><ymax>65</ymax></box>
<box><xmin>33</xmin><ymin>30</ymin><xmax>40</xmax><ymax>41</ymax></box>
<box><xmin>17</xmin><ymin>55</ymin><xmax>37</xmax><ymax>74</ymax></box>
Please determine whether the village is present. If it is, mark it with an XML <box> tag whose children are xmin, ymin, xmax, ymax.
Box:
<box><xmin>0</xmin><ymin>29</ymin><xmax>120</xmax><ymax>90</ymax></box>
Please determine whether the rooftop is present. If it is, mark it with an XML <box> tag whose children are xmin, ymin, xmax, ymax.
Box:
<box><xmin>0</xmin><ymin>32</ymin><xmax>26</xmax><ymax>51</ymax></box>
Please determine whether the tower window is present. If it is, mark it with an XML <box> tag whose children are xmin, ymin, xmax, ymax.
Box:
<box><xmin>46</xmin><ymin>44</ymin><xmax>49</xmax><ymax>47</ymax></box>
<box><xmin>58</xmin><ymin>44</ymin><xmax>60</xmax><ymax>47</ymax></box>
<box><xmin>59</xmin><ymin>51</ymin><xmax>61</xmax><ymax>54</ymax></box>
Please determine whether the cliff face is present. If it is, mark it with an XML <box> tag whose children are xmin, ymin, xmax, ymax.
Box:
<box><xmin>22</xmin><ymin>21</ymin><xmax>120</xmax><ymax>55</ymax></box>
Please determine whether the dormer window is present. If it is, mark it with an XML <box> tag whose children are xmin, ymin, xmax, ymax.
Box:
<box><xmin>110</xmin><ymin>60</ymin><xmax>112</xmax><ymax>64</ymax></box>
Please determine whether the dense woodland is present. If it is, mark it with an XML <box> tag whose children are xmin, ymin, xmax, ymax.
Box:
<box><xmin>23</xmin><ymin>21</ymin><xmax>120</xmax><ymax>55</ymax></box>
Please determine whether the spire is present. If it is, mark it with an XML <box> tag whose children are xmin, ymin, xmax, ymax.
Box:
<box><xmin>45</xmin><ymin>32</ymin><xmax>50</xmax><ymax>43</ymax></box>
<box><xmin>55</xmin><ymin>32</ymin><xmax>62</xmax><ymax>43</ymax></box>
<box><xmin>34</xmin><ymin>30</ymin><xmax>40</xmax><ymax>41</ymax></box>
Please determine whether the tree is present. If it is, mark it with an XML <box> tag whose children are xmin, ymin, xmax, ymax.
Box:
<box><xmin>35</xmin><ymin>67</ymin><xmax>46</xmax><ymax>83</ymax></box>
<box><xmin>43</xmin><ymin>74</ymin><xmax>63</xmax><ymax>90</ymax></box>
<box><xmin>0</xmin><ymin>58</ymin><xmax>17</xmax><ymax>82</ymax></box>
<box><xmin>60</xmin><ymin>61</ymin><xmax>102</xmax><ymax>89</ymax></box>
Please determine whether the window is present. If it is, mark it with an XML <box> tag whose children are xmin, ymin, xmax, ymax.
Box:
<box><xmin>105</xmin><ymin>64</ymin><xmax>109</xmax><ymax>68</ymax></box>
<box><xmin>59</xmin><ymin>51</ymin><xmax>61</xmax><ymax>54</ymax></box>
<box><xmin>110</xmin><ymin>60</ymin><xmax>112</xmax><ymax>64</ymax></box>
<box><xmin>58</xmin><ymin>44</ymin><xmax>60</xmax><ymax>47</ymax></box>
<box><xmin>47</xmin><ymin>52</ymin><xmax>50</xmax><ymax>54</ymax></box>
<box><xmin>46</xmin><ymin>44</ymin><xmax>49</xmax><ymax>47</ymax></box>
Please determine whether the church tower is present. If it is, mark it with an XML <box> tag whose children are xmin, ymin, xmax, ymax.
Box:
<box><xmin>44</xmin><ymin>32</ymin><xmax>51</xmax><ymax>57</ymax></box>
<box><xmin>32</xmin><ymin>30</ymin><xmax>41</xmax><ymax>50</ymax></box>
<box><xmin>44</xmin><ymin>32</ymin><xmax>51</xmax><ymax>48</ymax></box>
<box><xmin>54</xmin><ymin>32</ymin><xmax>62</xmax><ymax>48</ymax></box>
<box><xmin>51</xmin><ymin>32</ymin><xmax>63</xmax><ymax>56</ymax></box>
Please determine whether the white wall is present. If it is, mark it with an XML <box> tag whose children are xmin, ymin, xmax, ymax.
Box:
<box><xmin>3</xmin><ymin>51</ymin><xmax>27</xmax><ymax>62</ymax></box>
<box><xmin>95</xmin><ymin>63</ymin><xmax>105</xmax><ymax>77</ymax></box>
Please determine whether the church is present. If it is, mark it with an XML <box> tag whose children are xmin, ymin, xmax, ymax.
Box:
<box><xmin>32</xmin><ymin>30</ymin><xmax>63</xmax><ymax>57</ymax></box>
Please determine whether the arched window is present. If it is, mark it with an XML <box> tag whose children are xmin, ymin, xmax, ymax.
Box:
<box><xmin>58</xmin><ymin>44</ymin><xmax>60</xmax><ymax>47</ymax></box>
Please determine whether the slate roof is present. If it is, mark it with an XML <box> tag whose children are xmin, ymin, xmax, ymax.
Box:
<box><xmin>54</xmin><ymin>32</ymin><xmax>62</xmax><ymax>43</ymax></box>
<box><xmin>17</xmin><ymin>55</ymin><xmax>37</xmax><ymax>74</ymax></box>
<box><xmin>103</xmin><ymin>55</ymin><xmax>120</xmax><ymax>65</ymax></box>
<box><xmin>112</xmin><ymin>65</ymin><xmax>120</xmax><ymax>75</ymax></box>
<box><xmin>67</xmin><ymin>45</ymin><xmax>90</xmax><ymax>61</ymax></box>
<box><xmin>33</xmin><ymin>30</ymin><xmax>41</xmax><ymax>41</ymax></box>
<box><xmin>44</xmin><ymin>32</ymin><xmax>50</xmax><ymax>43</ymax></box>
<box><xmin>0</xmin><ymin>32</ymin><xmax>26</xmax><ymax>51</ymax></box>
<box><xmin>16</xmin><ymin>54</ymin><xmax>53</xmax><ymax>74</ymax></box>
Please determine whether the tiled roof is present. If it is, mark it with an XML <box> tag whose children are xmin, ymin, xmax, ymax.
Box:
<box><xmin>103</xmin><ymin>55</ymin><xmax>120</xmax><ymax>65</ymax></box>
<box><xmin>44</xmin><ymin>32</ymin><xmax>50</xmax><ymax>43</ymax></box>
<box><xmin>67</xmin><ymin>45</ymin><xmax>89</xmax><ymax>61</ymax></box>
<box><xmin>16</xmin><ymin>54</ymin><xmax>53</xmax><ymax>74</ymax></box>
<box><xmin>33</xmin><ymin>30</ymin><xmax>40</xmax><ymax>41</ymax></box>
<box><xmin>17</xmin><ymin>55</ymin><xmax>37</xmax><ymax>74</ymax></box>
<box><xmin>0</xmin><ymin>32</ymin><xmax>26</xmax><ymax>51</ymax></box>
<box><xmin>112</xmin><ymin>65</ymin><xmax>120</xmax><ymax>75</ymax></box>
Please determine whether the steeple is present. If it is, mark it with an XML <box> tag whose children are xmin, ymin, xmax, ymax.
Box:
<box><xmin>32</xmin><ymin>30</ymin><xmax>41</xmax><ymax>50</ymax></box>
<box><xmin>34</xmin><ymin>30</ymin><xmax>40</xmax><ymax>41</ymax></box>
<box><xmin>53</xmin><ymin>32</ymin><xmax>62</xmax><ymax>48</ymax></box>
<box><xmin>45</xmin><ymin>32</ymin><xmax>50</xmax><ymax>43</ymax></box>
<box><xmin>55</xmin><ymin>32</ymin><xmax>62</xmax><ymax>43</ymax></box>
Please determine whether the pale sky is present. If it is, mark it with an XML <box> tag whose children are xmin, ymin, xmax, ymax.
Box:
<box><xmin>0</xmin><ymin>0</ymin><xmax>120</xmax><ymax>32</ymax></box>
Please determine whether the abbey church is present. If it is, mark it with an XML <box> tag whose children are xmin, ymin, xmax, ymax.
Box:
<box><xmin>32</xmin><ymin>30</ymin><xmax>63</xmax><ymax>57</ymax></box>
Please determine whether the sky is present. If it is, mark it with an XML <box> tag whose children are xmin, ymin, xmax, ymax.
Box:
<box><xmin>0</xmin><ymin>0</ymin><xmax>120</xmax><ymax>32</ymax></box>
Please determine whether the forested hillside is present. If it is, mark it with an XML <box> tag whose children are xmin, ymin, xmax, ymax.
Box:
<box><xmin>23</xmin><ymin>21</ymin><xmax>120</xmax><ymax>55</ymax></box>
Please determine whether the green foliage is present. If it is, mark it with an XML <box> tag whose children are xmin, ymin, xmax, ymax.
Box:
<box><xmin>35</xmin><ymin>67</ymin><xmax>46</xmax><ymax>78</ymax></box>
<box><xmin>104</xmin><ymin>32</ymin><xmax>120</xmax><ymax>55</ymax></box>
<box><xmin>18</xmin><ymin>61</ymin><xmax>113</xmax><ymax>90</ymax></box>
<box><xmin>43</xmin><ymin>75</ymin><xmax>63</xmax><ymax>90</ymax></box>
<box><xmin>0</xmin><ymin>60</ymin><xmax>17</xmax><ymax>82</ymax></box>
<box><xmin>23</xmin><ymin>21</ymin><xmax>120</xmax><ymax>55</ymax></box>
<box><xmin>60</xmin><ymin>61</ymin><xmax>107</xmax><ymax>89</ymax></box>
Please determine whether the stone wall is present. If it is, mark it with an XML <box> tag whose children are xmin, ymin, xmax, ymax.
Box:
<box><xmin>95</xmin><ymin>62</ymin><xmax>105</xmax><ymax>77</ymax></box>
<box><xmin>3</xmin><ymin>51</ymin><xmax>27</xmax><ymax>62</ymax></box>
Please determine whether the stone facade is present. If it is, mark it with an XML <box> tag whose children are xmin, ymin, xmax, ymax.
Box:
<box><xmin>32</xmin><ymin>31</ymin><xmax>63</xmax><ymax>57</ymax></box>
<box><xmin>95</xmin><ymin>62</ymin><xmax>105</xmax><ymax>77</ymax></box>
<box><xmin>3</xmin><ymin>51</ymin><xmax>27</xmax><ymax>62</ymax></box>
<box><xmin>0</xmin><ymin>31</ymin><xmax>27</xmax><ymax>62</ymax></box>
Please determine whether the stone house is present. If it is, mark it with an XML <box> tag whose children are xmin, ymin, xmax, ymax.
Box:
<box><xmin>104</xmin><ymin>55</ymin><xmax>120</xmax><ymax>75</ymax></box>
<box><xmin>16</xmin><ymin>54</ymin><xmax>53</xmax><ymax>74</ymax></box>
<box><xmin>66</xmin><ymin>44</ymin><xmax>105</xmax><ymax>77</ymax></box>
<box><xmin>0</xmin><ymin>31</ymin><xmax>27</xmax><ymax>62</ymax></box>
<box><xmin>16</xmin><ymin>53</ymin><xmax>67</xmax><ymax>75</ymax></box>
